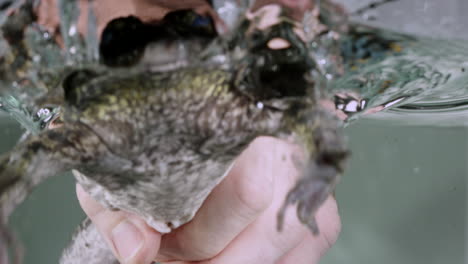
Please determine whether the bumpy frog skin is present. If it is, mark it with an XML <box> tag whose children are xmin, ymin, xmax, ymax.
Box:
<box><xmin>0</xmin><ymin>1</ymin><xmax>349</xmax><ymax>263</ymax></box>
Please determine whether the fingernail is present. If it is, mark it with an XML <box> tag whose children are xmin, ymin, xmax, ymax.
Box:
<box><xmin>111</xmin><ymin>220</ymin><xmax>144</xmax><ymax>261</ymax></box>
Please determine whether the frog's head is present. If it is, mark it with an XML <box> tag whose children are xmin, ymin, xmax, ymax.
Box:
<box><xmin>231</xmin><ymin>4</ymin><xmax>317</xmax><ymax>100</ymax></box>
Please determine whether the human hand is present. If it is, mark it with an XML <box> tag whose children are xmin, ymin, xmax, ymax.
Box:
<box><xmin>36</xmin><ymin>0</ymin><xmax>222</xmax><ymax>38</ymax></box>
<box><xmin>77</xmin><ymin>137</ymin><xmax>341</xmax><ymax>264</ymax></box>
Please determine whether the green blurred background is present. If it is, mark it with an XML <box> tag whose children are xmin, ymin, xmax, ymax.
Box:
<box><xmin>2</xmin><ymin>115</ymin><xmax>466</xmax><ymax>264</ymax></box>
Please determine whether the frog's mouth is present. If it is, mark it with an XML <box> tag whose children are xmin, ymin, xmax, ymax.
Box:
<box><xmin>231</xmin><ymin>5</ymin><xmax>317</xmax><ymax>101</ymax></box>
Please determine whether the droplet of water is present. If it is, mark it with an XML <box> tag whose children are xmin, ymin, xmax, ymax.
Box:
<box><xmin>344</xmin><ymin>100</ymin><xmax>359</xmax><ymax>112</ymax></box>
<box><xmin>86</xmin><ymin>1</ymin><xmax>99</xmax><ymax>61</ymax></box>
<box><xmin>360</xmin><ymin>100</ymin><xmax>367</xmax><ymax>109</ymax></box>
<box><xmin>58</xmin><ymin>0</ymin><xmax>84</xmax><ymax>63</ymax></box>
<box><xmin>33</xmin><ymin>55</ymin><xmax>40</xmax><ymax>62</ymax></box>
<box><xmin>68</xmin><ymin>25</ymin><xmax>77</xmax><ymax>36</ymax></box>
<box><xmin>362</xmin><ymin>11</ymin><xmax>378</xmax><ymax>21</ymax></box>
<box><xmin>43</xmin><ymin>32</ymin><xmax>50</xmax><ymax>39</ymax></box>
<box><xmin>326</xmin><ymin>73</ymin><xmax>333</xmax><ymax>80</ymax></box>
<box><xmin>214</xmin><ymin>0</ymin><xmax>242</xmax><ymax>31</ymax></box>
<box><xmin>256</xmin><ymin>102</ymin><xmax>264</xmax><ymax>109</ymax></box>
<box><xmin>37</xmin><ymin>108</ymin><xmax>50</xmax><ymax>117</ymax></box>
<box><xmin>384</xmin><ymin>97</ymin><xmax>406</xmax><ymax>108</ymax></box>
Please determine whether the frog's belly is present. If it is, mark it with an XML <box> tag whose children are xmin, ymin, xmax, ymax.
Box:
<box><xmin>73</xmin><ymin>156</ymin><xmax>235</xmax><ymax>233</ymax></box>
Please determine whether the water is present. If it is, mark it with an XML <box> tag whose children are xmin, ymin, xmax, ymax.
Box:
<box><xmin>0</xmin><ymin>0</ymin><xmax>467</xmax><ymax>263</ymax></box>
<box><xmin>322</xmin><ymin>121</ymin><xmax>466</xmax><ymax>264</ymax></box>
<box><xmin>321</xmin><ymin>1</ymin><xmax>468</xmax><ymax>263</ymax></box>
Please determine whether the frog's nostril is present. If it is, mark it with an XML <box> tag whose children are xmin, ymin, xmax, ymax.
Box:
<box><xmin>267</xmin><ymin>37</ymin><xmax>291</xmax><ymax>50</ymax></box>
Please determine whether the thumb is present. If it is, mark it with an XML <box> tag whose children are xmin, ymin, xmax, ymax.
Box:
<box><xmin>76</xmin><ymin>184</ymin><xmax>161</xmax><ymax>264</ymax></box>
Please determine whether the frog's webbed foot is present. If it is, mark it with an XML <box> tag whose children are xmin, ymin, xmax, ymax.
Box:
<box><xmin>279</xmin><ymin>108</ymin><xmax>349</xmax><ymax>234</ymax></box>
<box><xmin>277</xmin><ymin>161</ymin><xmax>338</xmax><ymax>235</ymax></box>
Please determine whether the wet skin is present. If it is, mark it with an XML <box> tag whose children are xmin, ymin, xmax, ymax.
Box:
<box><xmin>0</xmin><ymin>1</ymin><xmax>349</xmax><ymax>263</ymax></box>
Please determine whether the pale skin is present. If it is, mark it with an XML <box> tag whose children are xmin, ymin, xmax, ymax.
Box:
<box><xmin>77</xmin><ymin>137</ymin><xmax>341</xmax><ymax>264</ymax></box>
<box><xmin>35</xmin><ymin>0</ymin><xmax>342</xmax><ymax>263</ymax></box>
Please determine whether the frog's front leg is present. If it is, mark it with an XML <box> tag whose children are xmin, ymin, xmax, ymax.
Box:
<box><xmin>0</xmin><ymin>122</ymin><xmax>106</xmax><ymax>263</ymax></box>
<box><xmin>0</xmin><ymin>123</ymin><xmax>106</xmax><ymax>219</ymax></box>
<box><xmin>278</xmin><ymin>106</ymin><xmax>349</xmax><ymax>235</ymax></box>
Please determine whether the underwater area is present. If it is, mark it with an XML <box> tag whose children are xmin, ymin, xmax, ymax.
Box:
<box><xmin>0</xmin><ymin>0</ymin><xmax>467</xmax><ymax>263</ymax></box>
<box><xmin>323</xmin><ymin>0</ymin><xmax>468</xmax><ymax>263</ymax></box>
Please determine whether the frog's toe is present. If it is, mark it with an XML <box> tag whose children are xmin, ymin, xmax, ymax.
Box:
<box><xmin>297</xmin><ymin>199</ymin><xmax>320</xmax><ymax>235</ymax></box>
<box><xmin>277</xmin><ymin>162</ymin><xmax>338</xmax><ymax>235</ymax></box>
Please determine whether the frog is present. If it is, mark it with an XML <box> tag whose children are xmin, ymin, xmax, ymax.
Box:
<box><xmin>0</xmin><ymin>1</ymin><xmax>349</xmax><ymax>263</ymax></box>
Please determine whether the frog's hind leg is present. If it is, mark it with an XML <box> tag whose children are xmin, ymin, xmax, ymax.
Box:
<box><xmin>60</xmin><ymin>218</ymin><xmax>118</xmax><ymax>264</ymax></box>
<box><xmin>278</xmin><ymin>160</ymin><xmax>339</xmax><ymax>234</ymax></box>
<box><xmin>278</xmin><ymin>108</ymin><xmax>349</xmax><ymax>235</ymax></box>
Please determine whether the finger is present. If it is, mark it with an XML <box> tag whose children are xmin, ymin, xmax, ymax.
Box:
<box><xmin>250</xmin><ymin>0</ymin><xmax>314</xmax><ymax>20</ymax></box>
<box><xmin>193</xmin><ymin>5</ymin><xmax>228</xmax><ymax>34</ymax></box>
<box><xmin>36</xmin><ymin>0</ymin><xmax>60</xmax><ymax>34</ymax></box>
<box><xmin>92</xmin><ymin>0</ymin><xmax>136</xmax><ymax>35</ymax></box>
<box><xmin>76</xmin><ymin>184</ymin><xmax>161</xmax><ymax>264</ymax></box>
<box><xmin>199</xmin><ymin>141</ymin><xmax>309</xmax><ymax>264</ymax></box>
<box><xmin>157</xmin><ymin>137</ymin><xmax>277</xmax><ymax>261</ymax></box>
<box><xmin>276</xmin><ymin>196</ymin><xmax>341</xmax><ymax>264</ymax></box>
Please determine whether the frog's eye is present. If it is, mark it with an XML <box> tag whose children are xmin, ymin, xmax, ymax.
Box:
<box><xmin>62</xmin><ymin>69</ymin><xmax>99</xmax><ymax>106</ymax></box>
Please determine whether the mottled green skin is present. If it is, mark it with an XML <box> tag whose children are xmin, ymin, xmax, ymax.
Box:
<box><xmin>0</xmin><ymin>2</ymin><xmax>349</xmax><ymax>264</ymax></box>
<box><xmin>1</xmin><ymin>65</ymin><xmax>347</xmax><ymax>264</ymax></box>
<box><xmin>1</xmin><ymin>65</ymin><xmax>346</xmax><ymax>227</ymax></box>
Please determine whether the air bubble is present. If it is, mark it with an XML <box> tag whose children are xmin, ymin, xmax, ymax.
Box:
<box><xmin>37</xmin><ymin>108</ymin><xmax>51</xmax><ymax>117</ymax></box>
<box><xmin>33</xmin><ymin>55</ymin><xmax>41</xmax><ymax>62</ymax></box>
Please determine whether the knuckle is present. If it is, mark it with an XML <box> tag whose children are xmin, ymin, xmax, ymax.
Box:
<box><xmin>317</xmin><ymin>198</ymin><xmax>341</xmax><ymax>256</ymax></box>
<box><xmin>232</xmin><ymin>163</ymin><xmax>274</xmax><ymax>218</ymax></box>
<box><xmin>175</xmin><ymin>233</ymin><xmax>221</xmax><ymax>260</ymax></box>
